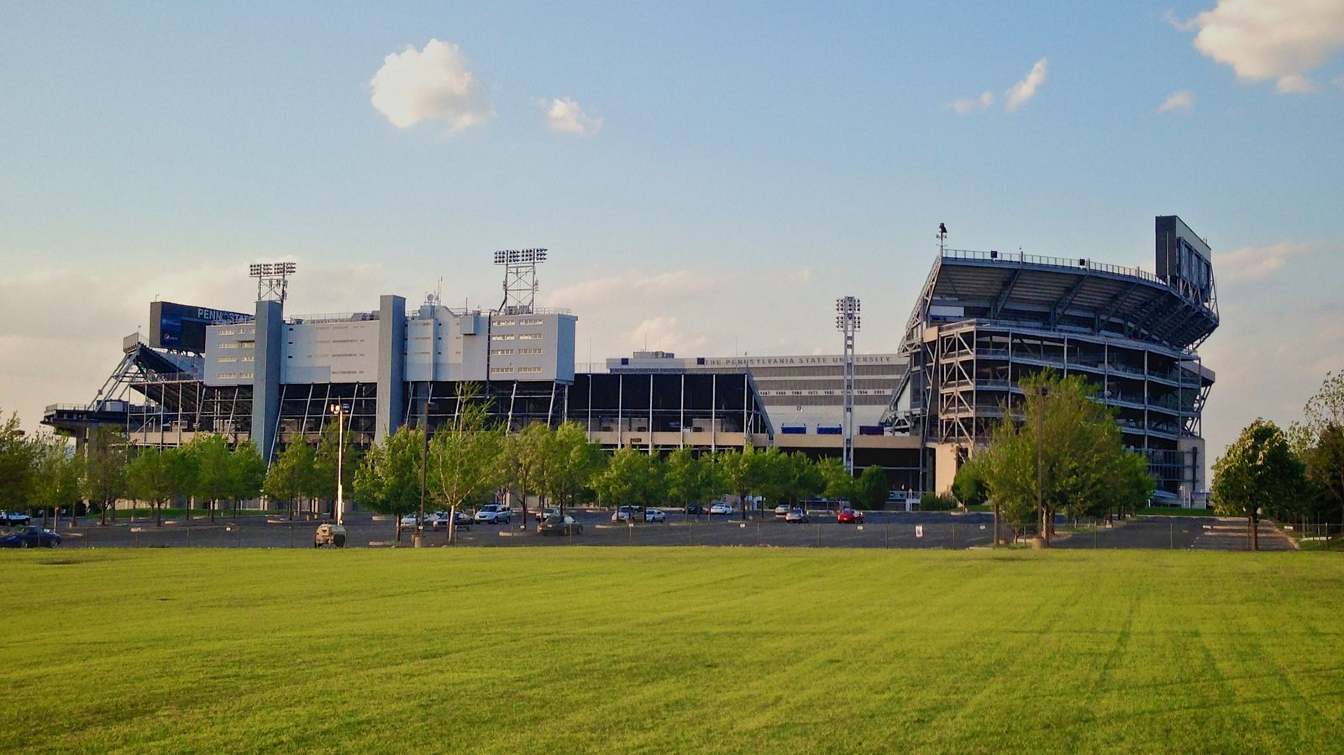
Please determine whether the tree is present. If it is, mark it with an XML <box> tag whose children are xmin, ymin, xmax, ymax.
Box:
<box><xmin>593</xmin><ymin>447</ymin><xmax>663</xmax><ymax>517</ymax></box>
<box><xmin>978</xmin><ymin>371</ymin><xmax>1141</xmax><ymax>545</ymax></box>
<box><xmin>31</xmin><ymin>435</ymin><xmax>80</xmax><ymax>529</ymax></box>
<box><xmin>354</xmin><ymin>425</ymin><xmax>424</xmax><ymax>541</ymax></box>
<box><xmin>717</xmin><ymin>447</ymin><xmax>772</xmax><ymax>519</ymax></box>
<box><xmin>853</xmin><ymin>465</ymin><xmax>888</xmax><ymax>511</ymax></box>
<box><xmin>500</xmin><ymin>422</ymin><xmax>550</xmax><ymax>524</ymax></box>
<box><xmin>952</xmin><ymin>457</ymin><xmax>988</xmax><ymax>508</ymax></box>
<box><xmin>264</xmin><ymin>441</ymin><xmax>316</xmax><ymax>519</ymax></box>
<box><xmin>1212</xmin><ymin>418</ymin><xmax>1307</xmax><ymax>551</ymax></box>
<box><xmin>229</xmin><ymin>441</ymin><xmax>267</xmax><ymax>519</ymax></box>
<box><xmin>816</xmin><ymin>457</ymin><xmax>855</xmax><ymax>503</ymax></box>
<box><xmin>774</xmin><ymin>452</ymin><xmax>824</xmax><ymax>509</ymax></box>
<box><xmin>314</xmin><ymin>419</ymin><xmax>358</xmax><ymax>519</ymax></box>
<box><xmin>665</xmin><ymin>448</ymin><xmax>716</xmax><ymax>510</ymax></box>
<box><xmin>427</xmin><ymin>384</ymin><xmax>505</xmax><ymax>543</ymax></box>
<box><xmin>163</xmin><ymin>445</ymin><xmax>197</xmax><ymax>520</ymax></box>
<box><xmin>1291</xmin><ymin>372</ymin><xmax>1344</xmax><ymax>529</ymax></box>
<box><xmin>81</xmin><ymin>426</ymin><xmax>128</xmax><ymax>526</ymax></box>
<box><xmin>189</xmin><ymin>435</ymin><xmax>232</xmax><ymax>522</ymax></box>
<box><xmin>0</xmin><ymin>409</ymin><xmax>34</xmax><ymax>512</ymax></box>
<box><xmin>541</xmin><ymin>422</ymin><xmax>605</xmax><ymax>514</ymax></box>
<box><xmin>125</xmin><ymin>450</ymin><xmax>171</xmax><ymax>526</ymax></box>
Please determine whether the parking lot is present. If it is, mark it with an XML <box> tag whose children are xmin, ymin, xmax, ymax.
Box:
<box><xmin>10</xmin><ymin>508</ymin><xmax>1294</xmax><ymax>551</ymax></box>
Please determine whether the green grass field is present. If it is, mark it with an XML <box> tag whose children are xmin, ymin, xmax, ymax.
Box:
<box><xmin>5</xmin><ymin>549</ymin><xmax>1344</xmax><ymax>753</ymax></box>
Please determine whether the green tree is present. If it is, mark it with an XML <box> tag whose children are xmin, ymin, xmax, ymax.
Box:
<box><xmin>126</xmin><ymin>450</ymin><xmax>171</xmax><ymax>526</ymax></box>
<box><xmin>541</xmin><ymin>422</ymin><xmax>606</xmax><ymax>514</ymax></box>
<box><xmin>952</xmin><ymin>457</ymin><xmax>988</xmax><ymax>507</ymax></box>
<box><xmin>775</xmin><ymin>452</ymin><xmax>824</xmax><ymax>509</ymax></box>
<box><xmin>264</xmin><ymin>441</ymin><xmax>316</xmax><ymax>519</ymax></box>
<box><xmin>163</xmin><ymin>445</ymin><xmax>197</xmax><ymax>520</ymax></box>
<box><xmin>500</xmin><ymin>422</ymin><xmax>550</xmax><ymax>523</ymax></box>
<box><xmin>31</xmin><ymin>435</ymin><xmax>80</xmax><ymax>529</ymax></box>
<box><xmin>81</xmin><ymin>426</ymin><xmax>128</xmax><ymax>526</ymax></box>
<box><xmin>427</xmin><ymin>384</ymin><xmax>505</xmax><ymax>543</ymax></box>
<box><xmin>1212</xmin><ymin>418</ymin><xmax>1307</xmax><ymax>551</ymax></box>
<box><xmin>978</xmin><ymin>371</ymin><xmax>1140</xmax><ymax>545</ymax></box>
<box><xmin>717</xmin><ymin>447</ymin><xmax>772</xmax><ymax>519</ymax></box>
<box><xmin>853</xmin><ymin>465</ymin><xmax>888</xmax><ymax>511</ymax></box>
<box><xmin>314</xmin><ymin>419</ymin><xmax>358</xmax><ymax>519</ymax></box>
<box><xmin>0</xmin><ymin>409</ymin><xmax>35</xmax><ymax>512</ymax></box>
<box><xmin>665</xmin><ymin>448</ymin><xmax>717</xmax><ymax>510</ymax></box>
<box><xmin>816</xmin><ymin>457</ymin><xmax>855</xmax><ymax>503</ymax></box>
<box><xmin>593</xmin><ymin>447</ymin><xmax>664</xmax><ymax>517</ymax></box>
<box><xmin>1303</xmin><ymin>424</ymin><xmax>1344</xmax><ymax>527</ymax></box>
<box><xmin>354</xmin><ymin>425</ymin><xmax>425</xmax><ymax>541</ymax></box>
<box><xmin>229</xmin><ymin>441</ymin><xmax>267</xmax><ymax>519</ymax></box>
<box><xmin>189</xmin><ymin>435</ymin><xmax>232</xmax><ymax>522</ymax></box>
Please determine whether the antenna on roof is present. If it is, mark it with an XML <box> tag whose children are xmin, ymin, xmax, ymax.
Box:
<box><xmin>937</xmin><ymin>223</ymin><xmax>948</xmax><ymax>255</ymax></box>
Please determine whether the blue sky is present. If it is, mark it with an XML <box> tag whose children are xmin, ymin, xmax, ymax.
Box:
<box><xmin>2</xmin><ymin>0</ymin><xmax>1342</xmax><ymax>458</ymax></box>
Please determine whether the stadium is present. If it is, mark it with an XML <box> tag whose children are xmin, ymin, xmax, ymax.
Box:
<box><xmin>43</xmin><ymin>215</ymin><xmax>1217</xmax><ymax>506</ymax></box>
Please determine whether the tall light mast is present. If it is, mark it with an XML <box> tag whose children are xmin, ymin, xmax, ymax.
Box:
<box><xmin>835</xmin><ymin>296</ymin><xmax>861</xmax><ymax>474</ymax></box>
<box><xmin>493</xmin><ymin>248</ymin><xmax>548</xmax><ymax>314</ymax></box>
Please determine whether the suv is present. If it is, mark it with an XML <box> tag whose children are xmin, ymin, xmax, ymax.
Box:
<box><xmin>474</xmin><ymin>504</ymin><xmax>512</xmax><ymax>525</ymax></box>
<box><xmin>611</xmin><ymin>505</ymin><xmax>638</xmax><ymax>523</ymax></box>
<box><xmin>314</xmin><ymin>523</ymin><xmax>347</xmax><ymax>548</ymax></box>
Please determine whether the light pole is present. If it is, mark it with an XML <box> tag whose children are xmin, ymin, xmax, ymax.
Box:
<box><xmin>329</xmin><ymin>403</ymin><xmax>346</xmax><ymax>525</ymax></box>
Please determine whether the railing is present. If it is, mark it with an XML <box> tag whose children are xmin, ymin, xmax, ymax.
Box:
<box><xmin>289</xmin><ymin>312</ymin><xmax>379</xmax><ymax>324</ymax></box>
<box><xmin>941</xmin><ymin>248</ymin><xmax>1166</xmax><ymax>286</ymax></box>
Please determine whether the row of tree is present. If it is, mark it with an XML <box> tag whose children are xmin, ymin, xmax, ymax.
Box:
<box><xmin>349</xmin><ymin>386</ymin><xmax>894</xmax><ymax>541</ymax></box>
<box><xmin>1211</xmin><ymin>371</ymin><xmax>1344</xmax><ymax>549</ymax></box>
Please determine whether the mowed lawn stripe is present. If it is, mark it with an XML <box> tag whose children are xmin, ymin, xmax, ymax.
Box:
<box><xmin>4</xmin><ymin>548</ymin><xmax>1343</xmax><ymax>753</ymax></box>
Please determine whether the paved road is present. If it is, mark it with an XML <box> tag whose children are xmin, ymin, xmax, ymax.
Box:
<box><xmin>13</xmin><ymin>509</ymin><xmax>1294</xmax><ymax>551</ymax></box>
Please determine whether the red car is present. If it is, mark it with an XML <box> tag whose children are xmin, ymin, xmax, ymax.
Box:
<box><xmin>836</xmin><ymin>508</ymin><xmax>865</xmax><ymax>524</ymax></box>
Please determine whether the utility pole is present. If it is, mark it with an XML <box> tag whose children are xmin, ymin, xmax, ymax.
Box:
<box><xmin>329</xmin><ymin>403</ymin><xmax>346</xmax><ymax>525</ymax></box>
<box><xmin>1035</xmin><ymin>384</ymin><xmax>1049</xmax><ymax>546</ymax></box>
<box><xmin>416</xmin><ymin>390</ymin><xmax>428</xmax><ymax>548</ymax></box>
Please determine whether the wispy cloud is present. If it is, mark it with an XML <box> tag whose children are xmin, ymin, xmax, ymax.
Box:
<box><xmin>1005</xmin><ymin>58</ymin><xmax>1048</xmax><ymax>112</ymax></box>
<box><xmin>543</xmin><ymin>97</ymin><xmax>603</xmax><ymax>135</ymax></box>
<box><xmin>949</xmin><ymin>90</ymin><xmax>994</xmax><ymax>115</ymax></box>
<box><xmin>1167</xmin><ymin>0</ymin><xmax>1344</xmax><ymax>95</ymax></box>
<box><xmin>369</xmin><ymin>39</ymin><xmax>492</xmax><ymax>132</ymax></box>
<box><xmin>1157</xmin><ymin>89</ymin><xmax>1195</xmax><ymax>113</ymax></box>
<box><xmin>1218</xmin><ymin>241</ymin><xmax>1314</xmax><ymax>283</ymax></box>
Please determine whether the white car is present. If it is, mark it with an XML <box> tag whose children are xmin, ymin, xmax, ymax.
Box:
<box><xmin>709</xmin><ymin>502</ymin><xmax>736</xmax><ymax>516</ymax></box>
<box><xmin>474</xmin><ymin>504</ymin><xmax>512</xmax><ymax>524</ymax></box>
<box><xmin>773</xmin><ymin>504</ymin><xmax>790</xmax><ymax>518</ymax></box>
<box><xmin>400</xmin><ymin>512</ymin><xmax>420</xmax><ymax>528</ymax></box>
<box><xmin>611</xmin><ymin>506</ymin><xmax>637</xmax><ymax>523</ymax></box>
<box><xmin>644</xmin><ymin>508</ymin><xmax>666</xmax><ymax>523</ymax></box>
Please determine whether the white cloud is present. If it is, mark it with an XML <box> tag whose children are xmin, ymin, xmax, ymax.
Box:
<box><xmin>1005</xmin><ymin>58</ymin><xmax>1048</xmax><ymax>112</ymax></box>
<box><xmin>1157</xmin><ymin>89</ymin><xmax>1195</xmax><ymax>112</ymax></box>
<box><xmin>950</xmin><ymin>90</ymin><xmax>994</xmax><ymax>115</ymax></box>
<box><xmin>628</xmin><ymin>316</ymin><xmax>707</xmax><ymax>354</ymax></box>
<box><xmin>1217</xmin><ymin>241</ymin><xmax>1314</xmax><ymax>283</ymax></box>
<box><xmin>1170</xmin><ymin>0</ymin><xmax>1344</xmax><ymax>94</ymax></box>
<box><xmin>544</xmin><ymin>97</ymin><xmax>603</xmax><ymax>135</ymax></box>
<box><xmin>369</xmin><ymin>39</ymin><xmax>492</xmax><ymax>131</ymax></box>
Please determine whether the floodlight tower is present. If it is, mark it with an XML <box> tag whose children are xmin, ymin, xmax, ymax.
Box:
<box><xmin>835</xmin><ymin>296</ymin><xmax>861</xmax><ymax>474</ymax></box>
<box><xmin>249</xmin><ymin>262</ymin><xmax>297</xmax><ymax>303</ymax></box>
<box><xmin>493</xmin><ymin>248</ymin><xmax>548</xmax><ymax>315</ymax></box>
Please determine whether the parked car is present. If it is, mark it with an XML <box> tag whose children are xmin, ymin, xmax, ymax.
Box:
<box><xmin>538</xmin><ymin>507</ymin><xmax>561</xmax><ymax>521</ymax></box>
<box><xmin>773</xmin><ymin>504</ymin><xmax>791</xmax><ymax>519</ymax></box>
<box><xmin>611</xmin><ymin>505</ymin><xmax>638</xmax><ymax>523</ymax></box>
<box><xmin>784</xmin><ymin>508</ymin><xmax>809</xmax><ymax>524</ymax></box>
<box><xmin>425</xmin><ymin>511</ymin><xmax>471</xmax><ymax>530</ymax></box>
<box><xmin>644</xmin><ymin>508</ymin><xmax>666</xmax><ymax>523</ymax></box>
<box><xmin>400</xmin><ymin>512</ymin><xmax>420</xmax><ymax>528</ymax></box>
<box><xmin>313</xmin><ymin>523</ymin><xmax>347</xmax><ymax>548</ymax></box>
<box><xmin>0</xmin><ymin>526</ymin><xmax>60</xmax><ymax>548</ymax></box>
<box><xmin>474</xmin><ymin>504</ymin><xmax>512</xmax><ymax>524</ymax></box>
<box><xmin>685</xmin><ymin>503</ymin><xmax>705</xmax><ymax>516</ymax></box>
<box><xmin>836</xmin><ymin>508</ymin><xmax>865</xmax><ymax>524</ymax></box>
<box><xmin>0</xmin><ymin>511</ymin><xmax>31</xmax><ymax>527</ymax></box>
<box><xmin>709</xmin><ymin>502</ymin><xmax>736</xmax><ymax>516</ymax></box>
<box><xmin>538</xmin><ymin>514</ymin><xmax>583</xmax><ymax>536</ymax></box>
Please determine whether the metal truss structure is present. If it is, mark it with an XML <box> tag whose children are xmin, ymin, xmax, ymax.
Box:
<box><xmin>494</xmin><ymin>248</ymin><xmax>547</xmax><ymax>315</ymax></box>
<box><xmin>835</xmin><ymin>296</ymin><xmax>860</xmax><ymax>473</ymax></box>
<box><xmin>884</xmin><ymin>245</ymin><xmax>1218</xmax><ymax>501</ymax></box>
